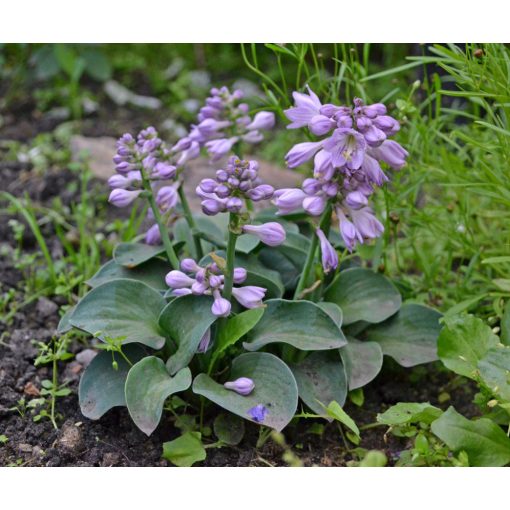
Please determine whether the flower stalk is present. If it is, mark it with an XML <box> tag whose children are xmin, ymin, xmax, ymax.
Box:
<box><xmin>177</xmin><ymin>184</ymin><xmax>203</xmax><ymax>260</ymax></box>
<box><xmin>222</xmin><ymin>213</ymin><xmax>239</xmax><ymax>302</ymax></box>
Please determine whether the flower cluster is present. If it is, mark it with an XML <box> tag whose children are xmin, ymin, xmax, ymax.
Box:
<box><xmin>165</xmin><ymin>258</ymin><xmax>266</xmax><ymax>317</ymax></box>
<box><xmin>275</xmin><ymin>87</ymin><xmax>408</xmax><ymax>257</ymax></box>
<box><xmin>108</xmin><ymin>127</ymin><xmax>181</xmax><ymax>246</ymax></box>
<box><xmin>173</xmin><ymin>86</ymin><xmax>275</xmax><ymax>162</ymax></box>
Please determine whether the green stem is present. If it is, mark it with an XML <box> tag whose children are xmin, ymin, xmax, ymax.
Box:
<box><xmin>293</xmin><ymin>203</ymin><xmax>332</xmax><ymax>300</ymax></box>
<box><xmin>177</xmin><ymin>185</ymin><xmax>203</xmax><ymax>260</ymax></box>
<box><xmin>140</xmin><ymin>170</ymin><xmax>180</xmax><ymax>269</ymax></box>
<box><xmin>222</xmin><ymin>213</ymin><xmax>239</xmax><ymax>301</ymax></box>
<box><xmin>50</xmin><ymin>356</ymin><xmax>58</xmax><ymax>430</ymax></box>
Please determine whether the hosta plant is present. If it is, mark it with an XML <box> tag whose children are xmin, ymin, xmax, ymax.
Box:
<box><xmin>61</xmin><ymin>85</ymin><xmax>443</xmax><ymax>452</ymax></box>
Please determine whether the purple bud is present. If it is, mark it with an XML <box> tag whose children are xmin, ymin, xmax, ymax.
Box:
<box><xmin>205</xmin><ymin>137</ymin><xmax>238</xmax><ymax>161</ymax></box>
<box><xmin>115</xmin><ymin>161</ymin><xmax>132</xmax><ymax>175</ymax></box>
<box><xmin>363</xmin><ymin>125</ymin><xmax>387</xmax><ymax>147</ymax></box>
<box><xmin>177</xmin><ymin>141</ymin><xmax>200</xmax><ymax>166</ymax></box>
<box><xmin>233</xmin><ymin>267</ymin><xmax>247</xmax><ymax>284</ymax></box>
<box><xmin>215</xmin><ymin>184</ymin><xmax>231</xmax><ymax>198</ymax></box>
<box><xmin>191</xmin><ymin>280</ymin><xmax>208</xmax><ymax>295</ymax></box>
<box><xmin>246</xmin><ymin>111</ymin><xmax>275</xmax><ymax>131</ymax></box>
<box><xmin>197</xmin><ymin>328</ymin><xmax>212</xmax><ymax>353</ymax></box>
<box><xmin>316</xmin><ymin>228</ymin><xmax>338</xmax><ymax>273</ymax></box>
<box><xmin>224</xmin><ymin>377</ymin><xmax>255</xmax><ymax>396</ymax></box>
<box><xmin>180</xmin><ymin>258</ymin><xmax>199</xmax><ymax>273</ymax></box>
<box><xmin>322</xmin><ymin>182</ymin><xmax>339</xmax><ymax>197</ymax></box>
<box><xmin>338</xmin><ymin>210</ymin><xmax>360</xmax><ymax>252</ymax></box>
<box><xmin>232</xmin><ymin>285</ymin><xmax>266</xmax><ymax>309</ymax></box>
<box><xmin>302</xmin><ymin>178</ymin><xmax>321</xmax><ymax>195</ymax></box>
<box><xmin>303</xmin><ymin>195</ymin><xmax>327</xmax><ymax>216</ymax></box>
<box><xmin>313</xmin><ymin>150</ymin><xmax>334</xmax><ymax>180</ymax></box>
<box><xmin>156</xmin><ymin>186</ymin><xmax>178</xmax><ymax>212</ymax></box>
<box><xmin>363</xmin><ymin>103</ymin><xmax>387</xmax><ymax>118</ymax></box>
<box><xmin>246</xmin><ymin>184</ymin><xmax>274</xmax><ymax>202</ymax></box>
<box><xmin>216</xmin><ymin>169</ymin><xmax>229</xmax><ymax>182</ymax></box>
<box><xmin>345</xmin><ymin>191</ymin><xmax>369</xmax><ymax>210</ymax></box>
<box><xmin>199</xmin><ymin>178</ymin><xmax>218</xmax><ymax>194</ymax></box>
<box><xmin>242</xmin><ymin>222</ymin><xmax>286</xmax><ymax>247</ymax></box>
<box><xmin>373</xmin><ymin>115</ymin><xmax>400</xmax><ymax>134</ymax></box>
<box><xmin>165</xmin><ymin>270</ymin><xmax>195</xmax><ymax>289</ymax></box>
<box><xmin>242</xmin><ymin>130</ymin><xmax>264</xmax><ymax>144</ymax></box>
<box><xmin>171</xmin><ymin>137</ymin><xmax>192</xmax><ymax>153</ymax></box>
<box><xmin>211</xmin><ymin>290</ymin><xmax>231</xmax><ymax>317</ymax></box>
<box><xmin>273</xmin><ymin>188</ymin><xmax>306</xmax><ymax>215</ymax></box>
<box><xmin>108</xmin><ymin>189</ymin><xmax>142</xmax><ymax>208</ymax></box>
<box><xmin>356</xmin><ymin>117</ymin><xmax>372</xmax><ymax>131</ymax></box>
<box><xmin>152</xmin><ymin>162</ymin><xmax>176</xmax><ymax>180</ymax></box>
<box><xmin>201</xmin><ymin>198</ymin><xmax>225</xmax><ymax>216</ymax></box>
<box><xmin>108</xmin><ymin>174</ymin><xmax>131</xmax><ymax>189</ymax></box>
<box><xmin>285</xmin><ymin>141</ymin><xmax>323</xmax><ymax>169</ymax></box>
<box><xmin>209</xmin><ymin>274</ymin><xmax>222</xmax><ymax>288</ymax></box>
<box><xmin>361</xmin><ymin>155</ymin><xmax>388</xmax><ymax>186</ymax></box>
<box><xmin>247</xmin><ymin>404</ymin><xmax>268</xmax><ymax>423</ymax></box>
<box><xmin>351</xmin><ymin>207</ymin><xmax>384</xmax><ymax>239</ymax></box>
<box><xmin>172</xmin><ymin>288</ymin><xmax>193</xmax><ymax>297</ymax></box>
<box><xmin>309</xmin><ymin>114</ymin><xmax>335</xmax><ymax>136</ymax></box>
<box><xmin>226</xmin><ymin>197</ymin><xmax>243</xmax><ymax>213</ymax></box>
<box><xmin>197</xmin><ymin>118</ymin><xmax>231</xmax><ymax>137</ymax></box>
<box><xmin>144</xmin><ymin>224</ymin><xmax>161</xmax><ymax>245</ymax></box>
<box><xmin>369</xmin><ymin>140</ymin><xmax>408</xmax><ymax>170</ymax></box>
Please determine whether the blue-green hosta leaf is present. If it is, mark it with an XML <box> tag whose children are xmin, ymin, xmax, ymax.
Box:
<box><xmin>213</xmin><ymin>413</ymin><xmax>245</xmax><ymax>446</ymax></box>
<box><xmin>478</xmin><ymin>345</ymin><xmax>510</xmax><ymax>401</ymax></box>
<box><xmin>193</xmin><ymin>352</ymin><xmax>298</xmax><ymax>431</ymax></box>
<box><xmin>159</xmin><ymin>294</ymin><xmax>217</xmax><ymax>375</ymax></box>
<box><xmin>364</xmin><ymin>304</ymin><xmax>442</xmax><ymax>367</ymax></box>
<box><xmin>70</xmin><ymin>279</ymin><xmax>167</xmax><ymax>349</ymax></box>
<box><xmin>125</xmin><ymin>357</ymin><xmax>191</xmax><ymax>436</ymax></box>
<box><xmin>113</xmin><ymin>242</ymin><xmax>165</xmax><ymax>268</ymax></box>
<box><xmin>316</xmin><ymin>302</ymin><xmax>343</xmax><ymax>328</ymax></box>
<box><xmin>291</xmin><ymin>351</ymin><xmax>348</xmax><ymax>418</ymax></box>
<box><xmin>243</xmin><ymin>299</ymin><xmax>347</xmax><ymax>351</ymax></box>
<box><xmin>340</xmin><ymin>337</ymin><xmax>383</xmax><ymax>389</ymax></box>
<box><xmin>377</xmin><ymin>402</ymin><xmax>443</xmax><ymax>426</ymax></box>
<box><xmin>431</xmin><ymin>407</ymin><xmax>510</xmax><ymax>467</ymax></box>
<box><xmin>325</xmin><ymin>268</ymin><xmax>401</xmax><ymax>325</ymax></box>
<box><xmin>437</xmin><ymin>314</ymin><xmax>500</xmax><ymax>379</ymax></box>
<box><xmin>78</xmin><ymin>344</ymin><xmax>146</xmax><ymax>419</ymax></box>
<box><xmin>258</xmin><ymin>247</ymin><xmax>300</xmax><ymax>291</ymax></box>
<box><xmin>86</xmin><ymin>258</ymin><xmax>168</xmax><ymax>291</ymax></box>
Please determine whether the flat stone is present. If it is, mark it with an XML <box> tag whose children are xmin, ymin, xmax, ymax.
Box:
<box><xmin>35</xmin><ymin>297</ymin><xmax>58</xmax><ymax>319</ymax></box>
<box><xmin>101</xmin><ymin>452</ymin><xmax>121</xmax><ymax>467</ymax></box>
<box><xmin>70</xmin><ymin>135</ymin><xmax>116</xmax><ymax>180</ymax></box>
<box><xmin>18</xmin><ymin>443</ymin><xmax>33</xmax><ymax>453</ymax></box>
<box><xmin>56</xmin><ymin>423</ymin><xmax>83</xmax><ymax>453</ymax></box>
<box><xmin>75</xmin><ymin>349</ymin><xmax>98</xmax><ymax>368</ymax></box>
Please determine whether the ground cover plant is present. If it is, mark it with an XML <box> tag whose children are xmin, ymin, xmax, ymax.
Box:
<box><xmin>1</xmin><ymin>43</ymin><xmax>510</xmax><ymax>467</ymax></box>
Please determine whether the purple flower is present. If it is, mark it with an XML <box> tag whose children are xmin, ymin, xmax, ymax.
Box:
<box><xmin>316</xmin><ymin>228</ymin><xmax>338</xmax><ymax>273</ymax></box>
<box><xmin>273</xmin><ymin>188</ymin><xmax>306</xmax><ymax>215</ymax></box>
<box><xmin>108</xmin><ymin>174</ymin><xmax>131</xmax><ymax>189</ymax></box>
<box><xmin>361</xmin><ymin>155</ymin><xmax>388</xmax><ymax>186</ymax></box>
<box><xmin>285</xmin><ymin>141</ymin><xmax>323</xmax><ymax>169</ymax></box>
<box><xmin>309</xmin><ymin>114</ymin><xmax>335</xmax><ymax>136</ymax></box>
<box><xmin>197</xmin><ymin>328</ymin><xmax>212</xmax><ymax>353</ymax></box>
<box><xmin>226</xmin><ymin>197</ymin><xmax>243</xmax><ymax>213</ymax></box>
<box><xmin>205</xmin><ymin>137</ymin><xmax>238</xmax><ymax>161</ymax></box>
<box><xmin>202</xmin><ymin>198</ymin><xmax>226</xmax><ymax>216</ymax></box>
<box><xmin>172</xmin><ymin>288</ymin><xmax>192</xmax><ymax>297</ymax></box>
<box><xmin>303</xmin><ymin>195</ymin><xmax>327</xmax><ymax>216</ymax></box>
<box><xmin>224</xmin><ymin>377</ymin><xmax>255</xmax><ymax>396</ymax></box>
<box><xmin>211</xmin><ymin>290</ymin><xmax>231</xmax><ymax>317</ymax></box>
<box><xmin>177</xmin><ymin>141</ymin><xmax>200</xmax><ymax>166</ymax></box>
<box><xmin>152</xmin><ymin>162</ymin><xmax>176</xmax><ymax>180</ymax></box>
<box><xmin>338</xmin><ymin>210</ymin><xmax>360</xmax><ymax>252</ymax></box>
<box><xmin>284</xmin><ymin>85</ymin><xmax>322</xmax><ymax>129</ymax></box>
<box><xmin>246</xmin><ymin>111</ymin><xmax>275</xmax><ymax>131</ymax></box>
<box><xmin>156</xmin><ymin>185</ymin><xmax>178</xmax><ymax>212</ymax></box>
<box><xmin>181</xmin><ymin>258</ymin><xmax>200</xmax><ymax>273</ymax></box>
<box><xmin>247</xmin><ymin>404</ymin><xmax>268</xmax><ymax>423</ymax></box>
<box><xmin>313</xmin><ymin>150</ymin><xmax>335</xmax><ymax>180</ymax></box>
<box><xmin>232</xmin><ymin>286</ymin><xmax>266</xmax><ymax>309</ymax></box>
<box><xmin>144</xmin><ymin>224</ymin><xmax>161</xmax><ymax>245</ymax></box>
<box><xmin>246</xmin><ymin>184</ymin><xmax>274</xmax><ymax>201</ymax></box>
<box><xmin>242</xmin><ymin>222</ymin><xmax>286</xmax><ymax>247</ymax></box>
<box><xmin>197</xmin><ymin>118</ymin><xmax>232</xmax><ymax>137</ymax></box>
<box><xmin>108</xmin><ymin>189</ymin><xmax>142</xmax><ymax>208</ymax></box>
<box><xmin>165</xmin><ymin>270</ymin><xmax>195</xmax><ymax>289</ymax></box>
<box><xmin>351</xmin><ymin>207</ymin><xmax>384</xmax><ymax>239</ymax></box>
<box><xmin>323</xmin><ymin>128</ymin><xmax>366</xmax><ymax>170</ymax></box>
<box><xmin>369</xmin><ymin>140</ymin><xmax>408</xmax><ymax>170</ymax></box>
<box><xmin>233</xmin><ymin>267</ymin><xmax>248</xmax><ymax>284</ymax></box>
<box><xmin>345</xmin><ymin>191</ymin><xmax>368</xmax><ymax>210</ymax></box>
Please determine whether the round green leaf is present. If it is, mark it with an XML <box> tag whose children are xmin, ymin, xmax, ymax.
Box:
<box><xmin>236</xmin><ymin>234</ymin><xmax>260</xmax><ymax>254</ymax></box>
<box><xmin>213</xmin><ymin>413</ymin><xmax>245</xmax><ymax>446</ymax></box>
<box><xmin>159</xmin><ymin>294</ymin><xmax>217</xmax><ymax>375</ymax></box>
<box><xmin>291</xmin><ymin>351</ymin><xmax>348</xmax><ymax>418</ymax></box>
<box><xmin>125</xmin><ymin>357</ymin><xmax>191</xmax><ymax>436</ymax></box>
<box><xmin>78</xmin><ymin>344</ymin><xmax>146</xmax><ymax>420</ymax></box>
<box><xmin>193</xmin><ymin>352</ymin><xmax>298</xmax><ymax>431</ymax></box>
<box><xmin>70</xmin><ymin>279</ymin><xmax>167</xmax><ymax>349</ymax></box>
<box><xmin>114</xmin><ymin>242</ymin><xmax>166</xmax><ymax>268</ymax></box>
<box><xmin>340</xmin><ymin>337</ymin><xmax>383</xmax><ymax>389</ymax></box>
<box><xmin>86</xmin><ymin>259</ymin><xmax>169</xmax><ymax>291</ymax></box>
<box><xmin>365</xmin><ymin>304</ymin><xmax>442</xmax><ymax>367</ymax></box>
<box><xmin>243</xmin><ymin>299</ymin><xmax>347</xmax><ymax>352</ymax></box>
<box><xmin>162</xmin><ymin>432</ymin><xmax>206</xmax><ymax>467</ymax></box>
<box><xmin>478</xmin><ymin>345</ymin><xmax>510</xmax><ymax>401</ymax></box>
<box><xmin>258</xmin><ymin>247</ymin><xmax>300</xmax><ymax>291</ymax></box>
<box><xmin>325</xmin><ymin>268</ymin><xmax>402</xmax><ymax>325</ymax></box>
<box><xmin>316</xmin><ymin>302</ymin><xmax>343</xmax><ymax>328</ymax></box>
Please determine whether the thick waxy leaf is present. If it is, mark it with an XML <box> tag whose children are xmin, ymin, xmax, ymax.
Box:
<box><xmin>364</xmin><ymin>304</ymin><xmax>442</xmax><ymax>367</ymax></box>
<box><xmin>70</xmin><ymin>279</ymin><xmax>167</xmax><ymax>349</ymax></box>
<box><xmin>258</xmin><ymin>247</ymin><xmax>300</xmax><ymax>290</ymax></box>
<box><xmin>174</xmin><ymin>216</ymin><xmax>224</xmax><ymax>257</ymax></box>
<box><xmin>316</xmin><ymin>302</ymin><xmax>343</xmax><ymax>328</ymax></box>
<box><xmin>437</xmin><ymin>314</ymin><xmax>499</xmax><ymax>379</ymax></box>
<box><xmin>291</xmin><ymin>351</ymin><xmax>347</xmax><ymax>418</ymax></box>
<box><xmin>79</xmin><ymin>344</ymin><xmax>146</xmax><ymax>419</ymax></box>
<box><xmin>431</xmin><ymin>407</ymin><xmax>510</xmax><ymax>467</ymax></box>
<box><xmin>243</xmin><ymin>299</ymin><xmax>347</xmax><ymax>352</ymax></box>
<box><xmin>325</xmin><ymin>268</ymin><xmax>401</xmax><ymax>325</ymax></box>
<box><xmin>213</xmin><ymin>413</ymin><xmax>245</xmax><ymax>446</ymax></box>
<box><xmin>340</xmin><ymin>337</ymin><xmax>383</xmax><ymax>389</ymax></box>
<box><xmin>125</xmin><ymin>357</ymin><xmax>191</xmax><ymax>436</ymax></box>
<box><xmin>162</xmin><ymin>432</ymin><xmax>206</xmax><ymax>467</ymax></box>
<box><xmin>113</xmin><ymin>242</ymin><xmax>165</xmax><ymax>268</ymax></box>
<box><xmin>57</xmin><ymin>305</ymin><xmax>75</xmax><ymax>334</ymax></box>
<box><xmin>236</xmin><ymin>234</ymin><xmax>259</xmax><ymax>254</ymax></box>
<box><xmin>377</xmin><ymin>402</ymin><xmax>443</xmax><ymax>426</ymax></box>
<box><xmin>478</xmin><ymin>346</ymin><xmax>510</xmax><ymax>401</ymax></box>
<box><xmin>159</xmin><ymin>294</ymin><xmax>217</xmax><ymax>375</ymax></box>
<box><xmin>193</xmin><ymin>352</ymin><xmax>298</xmax><ymax>431</ymax></box>
<box><xmin>86</xmin><ymin>259</ymin><xmax>168</xmax><ymax>291</ymax></box>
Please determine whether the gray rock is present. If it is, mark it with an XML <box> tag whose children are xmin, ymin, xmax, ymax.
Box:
<box><xmin>75</xmin><ymin>349</ymin><xmax>98</xmax><ymax>368</ymax></box>
<box><xmin>70</xmin><ymin>135</ymin><xmax>116</xmax><ymax>180</ymax></box>
<box><xmin>35</xmin><ymin>297</ymin><xmax>58</xmax><ymax>319</ymax></box>
<box><xmin>18</xmin><ymin>443</ymin><xmax>33</xmax><ymax>453</ymax></box>
<box><xmin>56</xmin><ymin>423</ymin><xmax>83</xmax><ymax>453</ymax></box>
<box><xmin>104</xmin><ymin>80</ymin><xmax>162</xmax><ymax>110</ymax></box>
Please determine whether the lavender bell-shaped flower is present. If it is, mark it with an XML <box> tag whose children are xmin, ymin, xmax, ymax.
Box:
<box><xmin>242</xmin><ymin>222</ymin><xmax>286</xmax><ymax>247</ymax></box>
<box><xmin>231</xmin><ymin>286</ymin><xmax>266</xmax><ymax>309</ymax></box>
<box><xmin>197</xmin><ymin>328</ymin><xmax>212</xmax><ymax>353</ymax></box>
<box><xmin>212</xmin><ymin>289</ymin><xmax>231</xmax><ymax>317</ymax></box>
<box><xmin>285</xmin><ymin>141</ymin><xmax>323</xmax><ymax>168</ymax></box>
<box><xmin>248</xmin><ymin>404</ymin><xmax>268</xmax><ymax>423</ymax></box>
<box><xmin>224</xmin><ymin>377</ymin><xmax>255</xmax><ymax>396</ymax></box>
<box><xmin>316</xmin><ymin>228</ymin><xmax>338</xmax><ymax>273</ymax></box>
<box><xmin>273</xmin><ymin>188</ymin><xmax>306</xmax><ymax>215</ymax></box>
<box><xmin>165</xmin><ymin>270</ymin><xmax>195</xmax><ymax>289</ymax></box>
<box><xmin>284</xmin><ymin>85</ymin><xmax>322</xmax><ymax>129</ymax></box>
<box><xmin>108</xmin><ymin>189</ymin><xmax>142</xmax><ymax>208</ymax></box>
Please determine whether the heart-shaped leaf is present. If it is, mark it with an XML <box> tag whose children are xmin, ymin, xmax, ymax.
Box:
<box><xmin>213</xmin><ymin>413</ymin><xmax>245</xmax><ymax>445</ymax></box>
<box><xmin>70</xmin><ymin>279</ymin><xmax>167</xmax><ymax>349</ymax></box>
<box><xmin>125</xmin><ymin>357</ymin><xmax>191</xmax><ymax>436</ymax></box>
<box><xmin>377</xmin><ymin>402</ymin><xmax>443</xmax><ymax>426</ymax></box>
<box><xmin>57</xmin><ymin>305</ymin><xmax>75</xmax><ymax>334</ymax></box>
<box><xmin>291</xmin><ymin>351</ymin><xmax>348</xmax><ymax>418</ymax></box>
<box><xmin>193</xmin><ymin>352</ymin><xmax>298</xmax><ymax>431</ymax></box>
<box><xmin>87</xmin><ymin>259</ymin><xmax>169</xmax><ymax>291</ymax></box>
<box><xmin>114</xmin><ymin>242</ymin><xmax>165</xmax><ymax>268</ymax></box>
<box><xmin>431</xmin><ymin>407</ymin><xmax>510</xmax><ymax>467</ymax></box>
<box><xmin>162</xmin><ymin>431</ymin><xmax>206</xmax><ymax>467</ymax></box>
<box><xmin>340</xmin><ymin>337</ymin><xmax>383</xmax><ymax>389</ymax></box>
<box><xmin>79</xmin><ymin>344</ymin><xmax>146</xmax><ymax>419</ymax></box>
<box><xmin>236</xmin><ymin>234</ymin><xmax>260</xmax><ymax>254</ymax></box>
<box><xmin>325</xmin><ymin>268</ymin><xmax>401</xmax><ymax>325</ymax></box>
<box><xmin>258</xmin><ymin>247</ymin><xmax>300</xmax><ymax>290</ymax></box>
<box><xmin>316</xmin><ymin>302</ymin><xmax>343</xmax><ymax>328</ymax></box>
<box><xmin>364</xmin><ymin>304</ymin><xmax>442</xmax><ymax>367</ymax></box>
<box><xmin>437</xmin><ymin>314</ymin><xmax>499</xmax><ymax>379</ymax></box>
<box><xmin>478</xmin><ymin>345</ymin><xmax>510</xmax><ymax>401</ymax></box>
<box><xmin>159</xmin><ymin>294</ymin><xmax>217</xmax><ymax>375</ymax></box>
<box><xmin>243</xmin><ymin>299</ymin><xmax>347</xmax><ymax>352</ymax></box>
